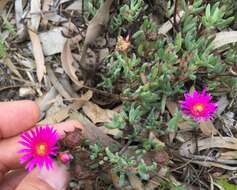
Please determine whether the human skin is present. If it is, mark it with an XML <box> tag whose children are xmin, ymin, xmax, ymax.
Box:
<box><xmin>0</xmin><ymin>100</ymin><xmax>83</xmax><ymax>190</ymax></box>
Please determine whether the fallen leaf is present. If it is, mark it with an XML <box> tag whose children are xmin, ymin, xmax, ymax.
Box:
<box><xmin>69</xmin><ymin>112</ymin><xmax>120</xmax><ymax>148</ymax></box>
<box><xmin>44</xmin><ymin>95</ymin><xmax>65</xmax><ymax>117</ymax></box>
<box><xmin>144</xmin><ymin>177</ymin><xmax>160</xmax><ymax>190</ymax></box>
<box><xmin>166</xmin><ymin>100</ymin><xmax>192</xmax><ymax>130</ymax></box>
<box><xmin>39</xmin><ymin>27</ymin><xmax>67</xmax><ymax>56</ymax></box>
<box><xmin>61</xmin><ymin>40</ymin><xmax>84</xmax><ymax>87</ymax></box>
<box><xmin>219</xmin><ymin>151</ymin><xmax>237</xmax><ymax>160</ymax></box>
<box><xmin>145</xmin><ymin>150</ymin><xmax>169</xmax><ymax>166</ymax></box>
<box><xmin>3</xmin><ymin>57</ymin><xmax>23</xmax><ymax>79</ymax></box>
<box><xmin>15</xmin><ymin>0</ymin><xmax>26</xmax><ymax>41</ymax></box>
<box><xmin>39</xmin><ymin>106</ymin><xmax>70</xmax><ymax>124</ymax></box>
<box><xmin>166</xmin><ymin>99</ymin><xmax>177</xmax><ymax>116</ymax></box>
<box><xmin>30</xmin><ymin>0</ymin><xmax>41</xmax><ymax>30</ymax></box>
<box><xmin>28</xmin><ymin>30</ymin><xmax>46</xmax><ymax>82</ymax></box>
<box><xmin>41</xmin><ymin>0</ymin><xmax>53</xmax><ymax>27</ymax></box>
<box><xmin>180</xmin><ymin>137</ymin><xmax>237</xmax><ymax>158</ymax></box>
<box><xmin>19</xmin><ymin>87</ymin><xmax>35</xmax><ymax>97</ymax></box>
<box><xmin>199</xmin><ymin>120</ymin><xmax>218</xmax><ymax>136</ymax></box>
<box><xmin>216</xmin><ymin>96</ymin><xmax>229</xmax><ymax>115</ymax></box>
<box><xmin>128</xmin><ymin>176</ymin><xmax>144</xmax><ymax>190</ymax></box>
<box><xmin>79</xmin><ymin>0</ymin><xmax>113</xmax><ymax>72</ymax></box>
<box><xmin>66</xmin><ymin>0</ymin><xmax>82</xmax><ymax>12</ymax></box>
<box><xmin>84</xmin><ymin>0</ymin><xmax>112</xmax><ymax>45</ymax></box>
<box><xmin>149</xmin><ymin>132</ymin><xmax>165</xmax><ymax>147</ymax></box>
<box><xmin>0</xmin><ymin>0</ymin><xmax>10</xmax><ymax>12</ymax></box>
<box><xmin>191</xmin><ymin>160</ymin><xmax>237</xmax><ymax>171</ymax></box>
<box><xmin>212</xmin><ymin>31</ymin><xmax>237</xmax><ymax>49</ymax></box>
<box><xmin>83</xmin><ymin>101</ymin><xmax>117</xmax><ymax>124</ymax></box>
<box><xmin>39</xmin><ymin>94</ymin><xmax>91</xmax><ymax>125</ymax></box>
<box><xmin>158</xmin><ymin>10</ymin><xmax>185</xmax><ymax>34</ymax></box>
<box><xmin>37</xmin><ymin>87</ymin><xmax>58</xmax><ymax>113</ymax></box>
<box><xmin>99</xmin><ymin>126</ymin><xmax>123</xmax><ymax>138</ymax></box>
<box><xmin>110</xmin><ymin>171</ymin><xmax>121</xmax><ymax>189</ymax></box>
<box><xmin>46</xmin><ymin>64</ymin><xmax>72</xmax><ymax>99</ymax></box>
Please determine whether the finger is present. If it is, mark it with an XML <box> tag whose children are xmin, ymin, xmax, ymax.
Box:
<box><xmin>0</xmin><ymin>169</ymin><xmax>27</xmax><ymax>190</ymax></box>
<box><xmin>0</xmin><ymin>121</ymin><xmax>83</xmax><ymax>181</ymax></box>
<box><xmin>16</xmin><ymin>161</ymin><xmax>69</xmax><ymax>190</ymax></box>
<box><xmin>0</xmin><ymin>101</ymin><xmax>40</xmax><ymax>139</ymax></box>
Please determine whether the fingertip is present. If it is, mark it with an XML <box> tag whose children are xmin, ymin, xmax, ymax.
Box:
<box><xmin>16</xmin><ymin>162</ymin><xmax>70</xmax><ymax>190</ymax></box>
<box><xmin>0</xmin><ymin>100</ymin><xmax>40</xmax><ymax>138</ymax></box>
<box><xmin>24</xmin><ymin>100</ymin><xmax>40</xmax><ymax>125</ymax></box>
<box><xmin>38</xmin><ymin>161</ymin><xmax>70</xmax><ymax>190</ymax></box>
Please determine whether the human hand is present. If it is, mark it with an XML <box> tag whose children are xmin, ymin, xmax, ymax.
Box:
<box><xmin>0</xmin><ymin>100</ymin><xmax>83</xmax><ymax>190</ymax></box>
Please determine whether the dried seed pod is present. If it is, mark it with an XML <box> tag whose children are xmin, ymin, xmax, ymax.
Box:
<box><xmin>144</xmin><ymin>150</ymin><xmax>169</xmax><ymax>165</ymax></box>
<box><xmin>60</xmin><ymin>128</ymin><xmax>84</xmax><ymax>149</ymax></box>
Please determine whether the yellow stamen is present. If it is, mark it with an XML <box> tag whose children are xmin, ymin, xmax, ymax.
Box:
<box><xmin>193</xmin><ymin>103</ymin><xmax>204</xmax><ymax>112</ymax></box>
<box><xmin>36</xmin><ymin>143</ymin><xmax>47</xmax><ymax>156</ymax></box>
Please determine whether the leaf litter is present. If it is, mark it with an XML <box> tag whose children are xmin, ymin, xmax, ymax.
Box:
<box><xmin>0</xmin><ymin>0</ymin><xmax>237</xmax><ymax>189</ymax></box>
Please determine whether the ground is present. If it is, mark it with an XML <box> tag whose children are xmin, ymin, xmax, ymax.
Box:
<box><xmin>0</xmin><ymin>0</ymin><xmax>237</xmax><ymax>189</ymax></box>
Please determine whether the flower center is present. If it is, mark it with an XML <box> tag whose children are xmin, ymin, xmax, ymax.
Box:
<box><xmin>36</xmin><ymin>143</ymin><xmax>47</xmax><ymax>156</ymax></box>
<box><xmin>193</xmin><ymin>103</ymin><xmax>205</xmax><ymax>114</ymax></box>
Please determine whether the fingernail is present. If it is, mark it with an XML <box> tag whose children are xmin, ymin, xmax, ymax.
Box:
<box><xmin>38</xmin><ymin>161</ymin><xmax>69</xmax><ymax>190</ymax></box>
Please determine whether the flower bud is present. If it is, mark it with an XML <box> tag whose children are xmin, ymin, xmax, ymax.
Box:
<box><xmin>59</xmin><ymin>151</ymin><xmax>73</xmax><ymax>164</ymax></box>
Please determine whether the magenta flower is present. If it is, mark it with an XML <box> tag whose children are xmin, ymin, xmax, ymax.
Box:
<box><xmin>180</xmin><ymin>88</ymin><xmax>218</xmax><ymax>121</ymax></box>
<box><xmin>18</xmin><ymin>125</ymin><xmax>59</xmax><ymax>171</ymax></box>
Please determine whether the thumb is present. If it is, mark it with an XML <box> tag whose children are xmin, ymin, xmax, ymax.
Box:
<box><xmin>16</xmin><ymin>162</ymin><xmax>70</xmax><ymax>190</ymax></box>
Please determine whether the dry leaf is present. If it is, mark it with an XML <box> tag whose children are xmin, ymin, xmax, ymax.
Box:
<box><xmin>212</xmin><ymin>31</ymin><xmax>237</xmax><ymax>49</ymax></box>
<box><xmin>28</xmin><ymin>30</ymin><xmax>46</xmax><ymax>82</ymax></box>
<box><xmin>28</xmin><ymin>0</ymin><xmax>45</xmax><ymax>82</ymax></box>
<box><xmin>166</xmin><ymin>99</ymin><xmax>177</xmax><ymax>116</ymax></box>
<box><xmin>15</xmin><ymin>0</ymin><xmax>26</xmax><ymax>41</ymax></box>
<box><xmin>37</xmin><ymin>87</ymin><xmax>58</xmax><ymax>113</ymax></box>
<box><xmin>61</xmin><ymin>40</ymin><xmax>84</xmax><ymax>87</ymax></box>
<box><xmin>39</xmin><ymin>106</ymin><xmax>70</xmax><ymax>124</ymax></box>
<box><xmin>84</xmin><ymin>0</ymin><xmax>112</xmax><ymax>45</ymax></box>
<box><xmin>216</xmin><ymin>96</ymin><xmax>229</xmax><ymax>115</ymax></box>
<box><xmin>4</xmin><ymin>57</ymin><xmax>23</xmax><ymax>79</ymax></box>
<box><xmin>47</xmin><ymin>64</ymin><xmax>72</xmax><ymax>99</ymax></box>
<box><xmin>158</xmin><ymin>10</ymin><xmax>185</xmax><ymax>34</ymax></box>
<box><xmin>144</xmin><ymin>177</ymin><xmax>160</xmax><ymax>190</ymax></box>
<box><xmin>199</xmin><ymin>120</ymin><xmax>218</xmax><ymax>136</ymax></box>
<box><xmin>66</xmin><ymin>0</ymin><xmax>82</xmax><ymax>12</ymax></box>
<box><xmin>44</xmin><ymin>95</ymin><xmax>65</xmax><ymax>117</ymax></box>
<box><xmin>128</xmin><ymin>176</ymin><xmax>144</xmax><ymax>190</ymax></box>
<box><xmin>149</xmin><ymin>132</ymin><xmax>165</xmax><ymax>147</ymax></box>
<box><xmin>69</xmin><ymin>112</ymin><xmax>120</xmax><ymax>148</ymax></box>
<box><xmin>191</xmin><ymin>160</ymin><xmax>237</xmax><ymax>171</ymax></box>
<box><xmin>19</xmin><ymin>87</ymin><xmax>35</xmax><ymax>97</ymax></box>
<box><xmin>41</xmin><ymin>0</ymin><xmax>53</xmax><ymax>27</ymax></box>
<box><xmin>30</xmin><ymin>0</ymin><xmax>41</xmax><ymax>30</ymax></box>
<box><xmin>79</xmin><ymin>0</ymin><xmax>113</xmax><ymax>71</ymax></box>
<box><xmin>39</xmin><ymin>93</ymin><xmax>91</xmax><ymax>124</ymax></box>
<box><xmin>99</xmin><ymin>126</ymin><xmax>123</xmax><ymax>138</ymax></box>
<box><xmin>0</xmin><ymin>0</ymin><xmax>10</xmax><ymax>11</ymax></box>
<box><xmin>219</xmin><ymin>151</ymin><xmax>237</xmax><ymax>160</ymax></box>
<box><xmin>110</xmin><ymin>171</ymin><xmax>121</xmax><ymax>189</ymax></box>
<box><xmin>39</xmin><ymin>27</ymin><xmax>67</xmax><ymax>56</ymax></box>
<box><xmin>166</xmin><ymin>100</ymin><xmax>192</xmax><ymax>130</ymax></box>
<box><xmin>180</xmin><ymin>137</ymin><xmax>237</xmax><ymax>158</ymax></box>
<box><xmin>83</xmin><ymin>101</ymin><xmax>117</xmax><ymax>124</ymax></box>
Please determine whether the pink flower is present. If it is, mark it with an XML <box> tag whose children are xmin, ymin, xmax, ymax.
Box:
<box><xmin>180</xmin><ymin>88</ymin><xmax>218</xmax><ymax>121</ymax></box>
<box><xmin>18</xmin><ymin>125</ymin><xmax>59</xmax><ymax>171</ymax></box>
<box><xmin>58</xmin><ymin>151</ymin><xmax>73</xmax><ymax>164</ymax></box>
